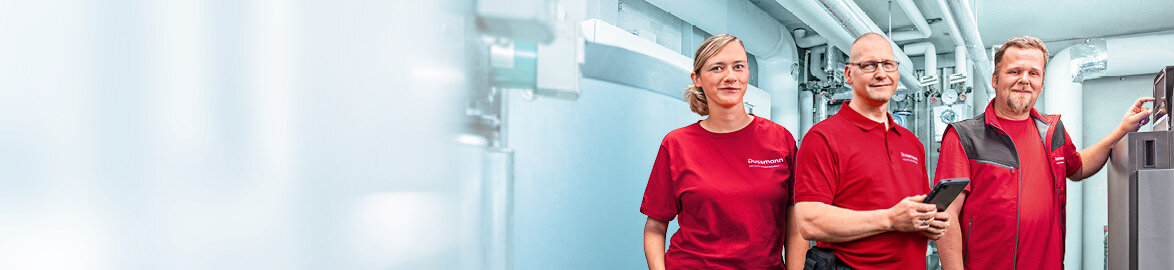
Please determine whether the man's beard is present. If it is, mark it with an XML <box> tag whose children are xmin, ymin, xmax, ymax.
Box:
<box><xmin>1005</xmin><ymin>93</ymin><xmax>1033</xmax><ymax>115</ymax></box>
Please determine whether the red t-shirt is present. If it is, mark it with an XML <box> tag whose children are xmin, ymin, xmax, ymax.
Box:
<box><xmin>640</xmin><ymin>115</ymin><xmax>797</xmax><ymax>269</ymax></box>
<box><xmin>794</xmin><ymin>102</ymin><xmax>930</xmax><ymax>270</ymax></box>
<box><xmin>999</xmin><ymin>117</ymin><xmax>1064</xmax><ymax>270</ymax></box>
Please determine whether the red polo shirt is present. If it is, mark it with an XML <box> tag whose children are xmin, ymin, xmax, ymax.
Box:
<box><xmin>641</xmin><ymin>115</ymin><xmax>798</xmax><ymax>269</ymax></box>
<box><xmin>794</xmin><ymin>102</ymin><xmax>930</xmax><ymax>270</ymax></box>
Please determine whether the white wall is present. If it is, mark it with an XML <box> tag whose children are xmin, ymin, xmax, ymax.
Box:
<box><xmin>508</xmin><ymin>78</ymin><xmax>700</xmax><ymax>268</ymax></box>
<box><xmin>1074</xmin><ymin>74</ymin><xmax>1156</xmax><ymax>270</ymax></box>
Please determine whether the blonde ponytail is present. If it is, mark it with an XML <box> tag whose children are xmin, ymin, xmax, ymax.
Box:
<box><xmin>684</xmin><ymin>85</ymin><xmax>708</xmax><ymax>116</ymax></box>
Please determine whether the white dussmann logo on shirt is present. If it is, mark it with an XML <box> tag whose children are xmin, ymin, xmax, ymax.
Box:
<box><xmin>900</xmin><ymin>152</ymin><xmax>919</xmax><ymax>164</ymax></box>
<box><xmin>748</xmin><ymin>158</ymin><xmax>784</xmax><ymax>168</ymax></box>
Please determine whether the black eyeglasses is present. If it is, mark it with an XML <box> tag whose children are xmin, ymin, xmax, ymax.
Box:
<box><xmin>848</xmin><ymin>60</ymin><xmax>899</xmax><ymax>72</ymax></box>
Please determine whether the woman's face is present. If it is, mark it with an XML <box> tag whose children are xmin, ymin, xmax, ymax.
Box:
<box><xmin>691</xmin><ymin>42</ymin><xmax>749</xmax><ymax>111</ymax></box>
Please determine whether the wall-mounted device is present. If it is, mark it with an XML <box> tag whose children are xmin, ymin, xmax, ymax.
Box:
<box><xmin>1154</xmin><ymin>66</ymin><xmax>1172</xmax><ymax>131</ymax></box>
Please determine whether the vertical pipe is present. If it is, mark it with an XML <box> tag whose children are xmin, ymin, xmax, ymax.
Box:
<box><xmin>1045</xmin><ymin>43</ymin><xmax>1085</xmax><ymax>270</ymax></box>
<box><xmin>810</xmin><ymin>46</ymin><xmax>829</xmax><ymax>79</ymax></box>
<box><xmin>944</xmin><ymin>0</ymin><xmax>995</xmax><ymax>98</ymax></box>
<box><xmin>800</xmin><ymin>91</ymin><xmax>814</xmax><ymax>139</ymax></box>
<box><xmin>955</xmin><ymin>46</ymin><xmax>968</xmax><ymax>85</ymax></box>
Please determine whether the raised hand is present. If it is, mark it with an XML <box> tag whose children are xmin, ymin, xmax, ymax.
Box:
<box><xmin>1118</xmin><ymin>97</ymin><xmax>1156</xmax><ymax>133</ymax></box>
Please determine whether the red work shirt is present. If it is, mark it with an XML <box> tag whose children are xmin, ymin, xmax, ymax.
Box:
<box><xmin>641</xmin><ymin>115</ymin><xmax>797</xmax><ymax>269</ymax></box>
<box><xmin>934</xmin><ymin>103</ymin><xmax>1081</xmax><ymax>270</ymax></box>
<box><xmin>794</xmin><ymin>102</ymin><xmax>930</xmax><ymax>270</ymax></box>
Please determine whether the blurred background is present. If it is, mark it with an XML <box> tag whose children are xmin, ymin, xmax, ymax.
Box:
<box><xmin>0</xmin><ymin>0</ymin><xmax>1171</xmax><ymax>269</ymax></box>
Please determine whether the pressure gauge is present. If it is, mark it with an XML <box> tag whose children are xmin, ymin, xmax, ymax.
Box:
<box><xmin>941</xmin><ymin>88</ymin><xmax>958</xmax><ymax>104</ymax></box>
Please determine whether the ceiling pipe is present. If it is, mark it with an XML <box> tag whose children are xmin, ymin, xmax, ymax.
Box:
<box><xmin>645</xmin><ymin>0</ymin><xmax>801</xmax><ymax>139</ymax></box>
<box><xmin>934</xmin><ymin>0</ymin><xmax>965</xmax><ymax>47</ymax></box>
<box><xmin>794</xmin><ymin>28</ymin><xmax>828</xmax><ymax>48</ymax></box>
<box><xmin>944</xmin><ymin>0</ymin><xmax>995</xmax><ymax>98</ymax></box>
<box><xmin>932</xmin><ymin>0</ymin><xmax>969</xmax><ymax>85</ymax></box>
<box><xmin>1043</xmin><ymin>33</ymin><xmax>1174</xmax><ymax>270</ymax></box>
<box><xmin>903</xmin><ymin>41</ymin><xmax>937</xmax><ymax>81</ymax></box>
<box><xmin>890</xmin><ymin>0</ymin><xmax>932</xmax><ymax>41</ymax></box>
<box><xmin>775</xmin><ymin>0</ymin><xmax>925</xmax><ymax>94</ymax></box>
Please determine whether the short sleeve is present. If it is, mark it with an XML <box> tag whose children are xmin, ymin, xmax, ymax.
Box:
<box><xmin>935</xmin><ymin>127</ymin><xmax>973</xmax><ymax>194</ymax></box>
<box><xmin>794</xmin><ymin>132</ymin><xmax>837</xmax><ymax>204</ymax></box>
<box><xmin>785</xmin><ymin>137</ymin><xmax>798</xmax><ymax>207</ymax></box>
<box><xmin>640</xmin><ymin>144</ymin><xmax>678</xmax><ymax>222</ymax></box>
<box><xmin>1062</xmin><ymin>131</ymin><xmax>1083</xmax><ymax>178</ymax></box>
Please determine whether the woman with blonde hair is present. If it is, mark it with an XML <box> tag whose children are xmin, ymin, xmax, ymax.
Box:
<box><xmin>640</xmin><ymin>34</ymin><xmax>806</xmax><ymax>270</ymax></box>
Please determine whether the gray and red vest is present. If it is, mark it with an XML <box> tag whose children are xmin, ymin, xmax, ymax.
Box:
<box><xmin>939</xmin><ymin>102</ymin><xmax>1081</xmax><ymax>269</ymax></box>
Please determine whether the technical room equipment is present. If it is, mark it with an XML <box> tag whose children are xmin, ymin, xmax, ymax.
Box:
<box><xmin>1106</xmin><ymin>66</ymin><xmax>1174</xmax><ymax>270</ymax></box>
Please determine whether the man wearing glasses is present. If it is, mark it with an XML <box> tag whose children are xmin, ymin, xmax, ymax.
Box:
<box><xmin>794</xmin><ymin>33</ymin><xmax>948</xmax><ymax>270</ymax></box>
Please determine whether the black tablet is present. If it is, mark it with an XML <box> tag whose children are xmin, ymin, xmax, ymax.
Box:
<box><xmin>923</xmin><ymin>178</ymin><xmax>970</xmax><ymax>211</ymax></box>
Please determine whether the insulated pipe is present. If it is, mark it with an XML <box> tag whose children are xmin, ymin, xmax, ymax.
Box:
<box><xmin>775</xmin><ymin>0</ymin><xmax>925</xmax><ymax>94</ymax></box>
<box><xmin>933</xmin><ymin>0</ymin><xmax>973</xmax><ymax>109</ymax></box>
<box><xmin>945</xmin><ymin>0</ymin><xmax>995</xmax><ymax>98</ymax></box>
<box><xmin>795</xmin><ymin>28</ymin><xmax>828</xmax><ymax>48</ymax></box>
<box><xmin>933</xmin><ymin>0</ymin><xmax>968</xmax><ymax>85</ymax></box>
<box><xmin>824</xmin><ymin>44</ymin><xmax>838</xmax><ymax>75</ymax></box>
<box><xmin>1043</xmin><ymin>45</ymin><xmax>1085</xmax><ymax>270</ymax></box>
<box><xmin>955</xmin><ymin>46</ymin><xmax>968</xmax><ymax>84</ymax></box>
<box><xmin>890</xmin><ymin>0</ymin><xmax>932</xmax><ymax>41</ymax></box>
<box><xmin>903</xmin><ymin>42</ymin><xmax>937</xmax><ymax>78</ymax></box>
<box><xmin>1043</xmin><ymin>33</ymin><xmax>1174</xmax><ymax>270</ymax></box>
<box><xmin>955</xmin><ymin>46</ymin><xmax>976</xmax><ymax>109</ymax></box>
<box><xmin>645</xmin><ymin>0</ymin><xmax>801</xmax><ymax>139</ymax></box>
<box><xmin>935</xmin><ymin>0</ymin><xmax>966</xmax><ymax>47</ymax></box>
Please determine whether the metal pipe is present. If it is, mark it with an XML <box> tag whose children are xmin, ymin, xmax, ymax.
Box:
<box><xmin>904</xmin><ymin>42</ymin><xmax>938</xmax><ymax>77</ymax></box>
<box><xmin>889</xmin><ymin>0</ymin><xmax>932</xmax><ymax>41</ymax></box>
<box><xmin>824</xmin><ymin>44</ymin><xmax>838</xmax><ymax>75</ymax></box>
<box><xmin>800</xmin><ymin>91</ymin><xmax>814</xmax><ymax>139</ymax></box>
<box><xmin>795</xmin><ymin>28</ymin><xmax>828</xmax><ymax>48</ymax></box>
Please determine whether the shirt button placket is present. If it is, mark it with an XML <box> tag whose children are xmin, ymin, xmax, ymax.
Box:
<box><xmin>885</xmin><ymin>130</ymin><xmax>901</xmax><ymax>178</ymax></box>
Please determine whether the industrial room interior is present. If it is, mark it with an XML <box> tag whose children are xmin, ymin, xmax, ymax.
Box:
<box><xmin>1</xmin><ymin>0</ymin><xmax>1172</xmax><ymax>269</ymax></box>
